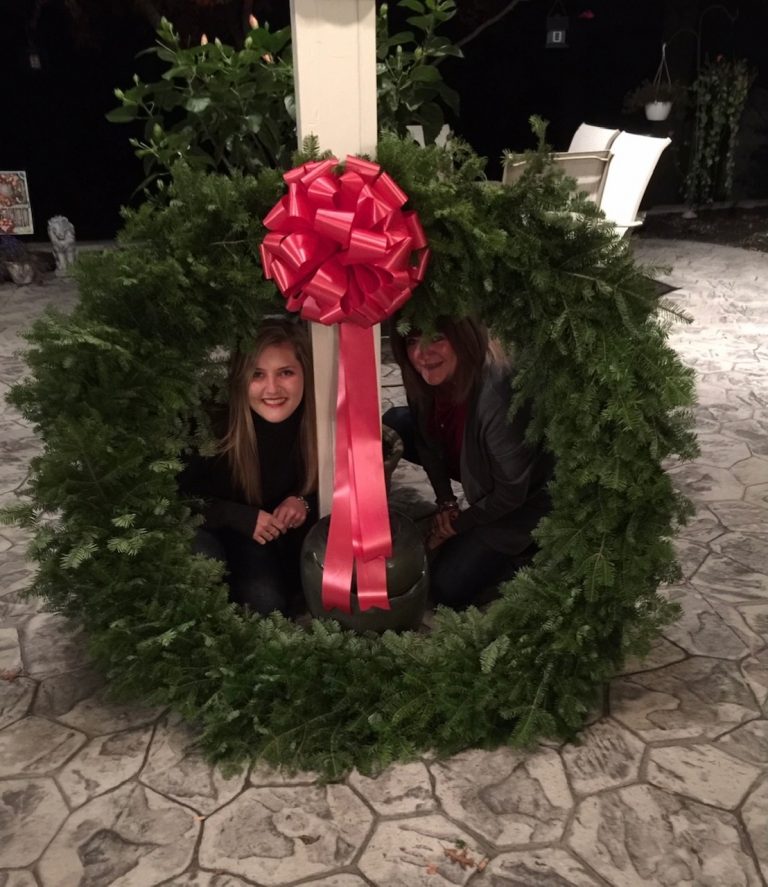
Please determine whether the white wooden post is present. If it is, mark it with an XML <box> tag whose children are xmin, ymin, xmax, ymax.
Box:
<box><xmin>290</xmin><ymin>0</ymin><xmax>379</xmax><ymax>515</ymax></box>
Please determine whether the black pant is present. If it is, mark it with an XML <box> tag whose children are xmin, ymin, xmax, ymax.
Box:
<box><xmin>383</xmin><ymin>405</ymin><xmax>533</xmax><ymax>609</ymax></box>
<box><xmin>193</xmin><ymin>527</ymin><xmax>302</xmax><ymax>617</ymax></box>
<box><xmin>429</xmin><ymin>530</ymin><xmax>534</xmax><ymax>609</ymax></box>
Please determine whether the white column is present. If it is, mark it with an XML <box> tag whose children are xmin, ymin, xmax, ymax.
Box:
<box><xmin>290</xmin><ymin>0</ymin><xmax>378</xmax><ymax>515</ymax></box>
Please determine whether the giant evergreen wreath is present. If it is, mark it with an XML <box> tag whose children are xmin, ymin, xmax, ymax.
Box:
<box><xmin>5</xmin><ymin>133</ymin><xmax>697</xmax><ymax>777</ymax></box>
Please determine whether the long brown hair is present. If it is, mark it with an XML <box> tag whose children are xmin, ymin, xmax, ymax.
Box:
<box><xmin>222</xmin><ymin>317</ymin><xmax>317</xmax><ymax>505</ymax></box>
<box><xmin>390</xmin><ymin>315</ymin><xmax>506</xmax><ymax>408</ymax></box>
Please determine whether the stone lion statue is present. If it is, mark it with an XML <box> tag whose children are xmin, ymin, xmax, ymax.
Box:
<box><xmin>47</xmin><ymin>215</ymin><xmax>77</xmax><ymax>275</ymax></box>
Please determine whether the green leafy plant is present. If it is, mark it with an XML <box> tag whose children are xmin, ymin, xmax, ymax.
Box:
<box><xmin>107</xmin><ymin>17</ymin><xmax>296</xmax><ymax>182</ymax></box>
<box><xmin>5</xmin><ymin>133</ymin><xmax>696</xmax><ymax>777</ymax></box>
<box><xmin>622</xmin><ymin>79</ymin><xmax>686</xmax><ymax>113</ymax></box>
<box><xmin>109</xmin><ymin>1</ymin><xmax>462</xmax><ymax>186</ymax></box>
<box><xmin>684</xmin><ymin>57</ymin><xmax>753</xmax><ymax>205</ymax></box>
<box><xmin>376</xmin><ymin>0</ymin><xmax>462</xmax><ymax>144</ymax></box>
<box><xmin>623</xmin><ymin>42</ymin><xmax>686</xmax><ymax>114</ymax></box>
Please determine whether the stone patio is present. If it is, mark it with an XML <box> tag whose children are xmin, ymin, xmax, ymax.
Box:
<box><xmin>1</xmin><ymin>238</ymin><xmax>766</xmax><ymax>886</ymax></box>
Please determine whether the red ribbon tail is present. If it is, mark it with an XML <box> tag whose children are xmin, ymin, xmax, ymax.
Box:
<box><xmin>320</xmin><ymin>325</ymin><xmax>392</xmax><ymax>614</ymax></box>
<box><xmin>321</xmin><ymin>360</ymin><xmax>355</xmax><ymax>613</ymax></box>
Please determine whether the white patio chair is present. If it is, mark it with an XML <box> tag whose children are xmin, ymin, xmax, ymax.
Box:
<box><xmin>567</xmin><ymin>123</ymin><xmax>620</xmax><ymax>153</ymax></box>
<box><xmin>405</xmin><ymin>124</ymin><xmax>451</xmax><ymax>148</ymax></box>
<box><xmin>598</xmin><ymin>131</ymin><xmax>671</xmax><ymax>237</ymax></box>
<box><xmin>503</xmin><ymin>150</ymin><xmax>613</xmax><ymax>204</ymax></box>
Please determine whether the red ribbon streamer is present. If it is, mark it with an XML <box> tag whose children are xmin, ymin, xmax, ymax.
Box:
<box><xmin>260</xmin><ymin>156</ymin><xmax>430</xmax><ymax>613</ymax></box>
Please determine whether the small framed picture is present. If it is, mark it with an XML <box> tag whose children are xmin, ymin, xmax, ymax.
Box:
<box><xmin>0</xmin><ymin>172</ymin><xmax>33</xmax><ymax>235</ymax></box>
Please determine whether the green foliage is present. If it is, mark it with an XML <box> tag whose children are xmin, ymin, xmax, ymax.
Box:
<box><xmin>376</xmin><ymin>0</ymin><xmax>462</xmax><ymax>144</ymax></box>
<box><xmin>685</xmin><ymin>58</ymin><xmax>753</xmax><ymax>205</ymax></box>
<box><xmin>622</xmin><ymin>79</ymin><xmax>687</xmax><ymax>113</ymax></box>
<box><xmin>108</xmin><ymin>18</ymin><xmax>295</xmax><ymax>183</ymax></box>
<box><xmin>6</xmin><ymin>134</ymin><xmax>696</xmax><ymax>777</ymax></box>
<box><xmin>109</xmin><ymin>3</ymin><xmax>461</xmax><ymax>186</ymax></box>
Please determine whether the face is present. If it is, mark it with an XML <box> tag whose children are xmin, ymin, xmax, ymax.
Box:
<box><xmin>247</xmin><ymin>342</ymin><xmax>305</xmax><ymax>423</ymax></box>
<box><xmin>405</xmin><ymin>332</ymin><xmax>458</xmax><ymax>387</ymax></box>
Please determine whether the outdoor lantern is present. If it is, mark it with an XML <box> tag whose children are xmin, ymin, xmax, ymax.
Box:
<box><xmin>546</xmin><ymin>1</ymin><xmax>569</xmax><ymax>48</ymax></box>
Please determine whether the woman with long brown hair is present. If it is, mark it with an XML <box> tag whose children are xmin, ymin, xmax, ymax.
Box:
<box><xmin>385</xmin><ymin>315</ymin><xmax>553</xmax><ymax>609</ymax></box>
<box><xmin>180</xmin><ymin>317</ymin><xmax>317</xmax><ymax>615</ymax></box>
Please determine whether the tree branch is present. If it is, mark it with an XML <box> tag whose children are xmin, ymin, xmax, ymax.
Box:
<box><xmin>457</xmin><ymin>0</ymin><xmax>536</xmax><ymax>49</ymax></box>
<box><xmin>132</xmin><ymin>0</ymin><xmax>162</xmax><ymax>29</ymax></box>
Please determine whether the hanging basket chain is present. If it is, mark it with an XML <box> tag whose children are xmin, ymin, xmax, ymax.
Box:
<box><xmin>652</xmin><ymin>42</ymin><xmax>672</xmax><ymax>98</ymax></box>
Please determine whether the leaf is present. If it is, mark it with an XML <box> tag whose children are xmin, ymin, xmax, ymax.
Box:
<box><xmin>105</xmin><ymin>106</ymin><xmax>138</xmax><ymax>123</ymax></box>
<box><xmin>406</xmin><ymin>14</ymin><xmax>438</xmax><ymax>31</ymax></box>
<box><xmin>149</xmin><ymin>459</ymin><xmax>183</xmax><ymax>474</ymax></box>
<box><xmin>409</xmin><ymin>65</ymin><xmax>441</xmax><ymax>84</ymax></box>
<box><xmin>185</xmin><ymin>97</ymin><xmax>212</xmax><ymax>114</ymax></box>
<box><xmin>385</xmin><ymin>31</ymin><xmax>416</xmax><ymax>47</ymax></box>
<box><xmin>480</xmin><ymin>636</ymin><xmax>510</xmax><ymax>673</ymax></box>
<box><xmin>61</xmin><ymin>541</ymin><xmax>98</xmax><ymax>570</ymax></box>
<box><xmin>398</xmin><ymin>0</ymin><xmax>427</xmax><ymax>12</ymax></box>
<box><xmin>584</xmin><ymin>552</ymin><xmax>615</xmax><ymax>600</ymax></box>
<box><xmin>111</xmin><ymin>513</ymin><xmax>137</xmax><ymax>529</ymax></box>
<box><xmin>246</xmin><ymin>114</ymin><xmax>263</xmax><ymax>134</ymax></box>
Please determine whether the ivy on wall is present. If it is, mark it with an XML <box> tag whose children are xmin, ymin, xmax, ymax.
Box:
<box><xmin>685</xmin><ymin>57</ymin><xmax>753</xmax><ymax>206</ymax></box>
<box><xmin>4</xmin><ymin>134</ymin><xmax>697</xmax><ymax>777</ymax></box>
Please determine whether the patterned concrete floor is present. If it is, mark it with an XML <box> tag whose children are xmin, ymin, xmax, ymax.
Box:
<box><xmin>0</xmin><ymin>239</ymin><xmax>766</xmax><ymax>887</ymax></box>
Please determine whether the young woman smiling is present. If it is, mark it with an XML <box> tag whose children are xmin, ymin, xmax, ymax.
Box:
<box><xmin>180</xmin><ymin>318</ymin><xmax>317</xmax><ymax>616</ymax></box>
<box><xmin>385</xmin><ymin>316</ymin><xmax>554</xmax><ymax>609</ymax></box>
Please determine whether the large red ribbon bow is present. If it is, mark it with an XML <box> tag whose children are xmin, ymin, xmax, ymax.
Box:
<box><xmin>260</xmin><ymin>156</ymin><xmax>430</xmax><ymax>613</ymax></box>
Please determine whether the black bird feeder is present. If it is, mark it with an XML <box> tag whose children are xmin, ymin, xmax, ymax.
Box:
<box><xmin>546</xmin><ymin>1</ymin><xmax>569</xmax><ymax>49</ymax></box>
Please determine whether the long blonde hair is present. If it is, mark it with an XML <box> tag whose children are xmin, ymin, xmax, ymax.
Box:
<box><xmin>222</xmin><ymin>318</ymin><xmax>317</xmax><ymax>505</ymax></box>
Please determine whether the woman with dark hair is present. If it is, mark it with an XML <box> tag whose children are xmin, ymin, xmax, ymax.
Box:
<box><xmin>384</xmin><ymin>316</ymin><xmax>553</xmax><ymax>609</ymax></box>
<box><xmin>180</xmin><ymin>317</ymin><xmax>317</xmax><ymax>616</ymax></box>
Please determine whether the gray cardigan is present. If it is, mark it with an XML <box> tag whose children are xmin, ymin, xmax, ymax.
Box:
<box><xmin>412</xmin><ymin>362</ymin><xmax>553</xmax><ymax>555</ymax></box>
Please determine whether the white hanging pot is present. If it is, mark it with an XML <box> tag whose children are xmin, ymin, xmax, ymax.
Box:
<box><xmin>645</xmin><ymin>101</ymin><xmax>672</xmax><ymax>121</ymax></box>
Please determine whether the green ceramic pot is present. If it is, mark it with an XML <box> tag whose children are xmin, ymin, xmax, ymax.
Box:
<box><xmin>301</xmin><ymin>510</ymin><xmax>428</xmax><ymax>633</ymax></box>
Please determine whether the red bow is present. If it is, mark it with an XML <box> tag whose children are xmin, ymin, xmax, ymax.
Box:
<box><xmin>260</xmin><ymin>156</ymin><xmax>430</xmax><ymax>613</ymax></box>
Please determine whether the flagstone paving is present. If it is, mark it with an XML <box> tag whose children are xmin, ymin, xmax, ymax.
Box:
<box><xmin>1</xmin><ymin>238</ymin><xmax>767</xmax><ymax>885</ymax></box>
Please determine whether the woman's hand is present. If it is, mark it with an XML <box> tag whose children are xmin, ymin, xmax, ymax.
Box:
<box><xmin>427</xmin><ymin>504</ymin><xmax>459</xmax><ymax>550</ymax></box>
<box><xmin>253</xmin><ymin>509</ymin><xmax>286</xmax><ymax>545</ymax></box>
<box><xmin>273</xmin><ymin>496</ymin><xmax>309</xmax><ymax>531</ymax></box>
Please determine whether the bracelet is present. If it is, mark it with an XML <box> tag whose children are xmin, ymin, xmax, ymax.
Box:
<box><xmin>295</xmin><ymin>495</ymin><xmax>311</xmax><ymax>513</ymax></box>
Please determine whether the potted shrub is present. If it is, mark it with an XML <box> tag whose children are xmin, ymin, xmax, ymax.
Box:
<box><xmin>623</xmin><ymin>80</ymin><xmax>682</xmax><ymax>121</ymax></box>
<box><xmin>623</xmin><ymin>43</ymin><xmax>684</xmax><ymax>122</ymax></box>
<box><xmin>0</xmin><ymin>236</ymin><xmax>36</xmax><ymax>285</ymax></box>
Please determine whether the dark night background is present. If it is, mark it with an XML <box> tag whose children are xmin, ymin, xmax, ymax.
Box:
<box><xmin>2</xmin><ymin>0</ymin><xmax>766</xmax><ymax>240</ymax></box>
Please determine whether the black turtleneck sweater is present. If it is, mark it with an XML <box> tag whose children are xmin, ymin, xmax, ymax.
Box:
<box><xmin>179</xmin><ymin>404</ymin><xmax>311</xmax><ymax>538</ymax></box>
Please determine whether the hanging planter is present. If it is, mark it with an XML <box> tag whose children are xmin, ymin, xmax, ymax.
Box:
<box><xmin>645</xmin><ymin>100</ymin><xmax>672</xmax><ymax>122</ymax></box>
<box><xmin>623</xmin><ymin>43</ymin><xmax>683</xmax><ymax>120</ymax></box>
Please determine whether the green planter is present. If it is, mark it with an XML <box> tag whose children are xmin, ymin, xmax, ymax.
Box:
<box><xmin>301</xmin><ymin>510</ymin><xmax>428</xmax><ymax>632</ymax></box>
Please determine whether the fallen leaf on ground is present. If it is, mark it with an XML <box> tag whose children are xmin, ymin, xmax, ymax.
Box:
<box><xmin>444</xmin><ymin>846</ymin><xmax>476</xmax><ymax>869</ymax></box>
